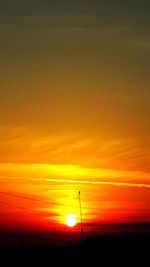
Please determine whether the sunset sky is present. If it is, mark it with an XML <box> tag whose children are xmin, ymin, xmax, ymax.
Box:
<box><xmin>0</xmin><ymin>0</ymin><xmax>150</xmax><ymax>235</ymax></box>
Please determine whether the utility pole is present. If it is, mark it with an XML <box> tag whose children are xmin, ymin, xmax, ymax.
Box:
<box><xmin>79</xmin><ymin>191</ymin><xmax>84</xmax><ymax>245</ymax></box>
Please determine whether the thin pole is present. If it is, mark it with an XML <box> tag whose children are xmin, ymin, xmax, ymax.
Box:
<box><xmin>79</xmin><ymin>191</ymin><xmax>83</xmax><ymax>244</ymax></box>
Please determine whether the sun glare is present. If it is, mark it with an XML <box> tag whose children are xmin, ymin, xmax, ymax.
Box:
<box><xmin>66</xmin><ymin>214</ymin><xmax>77</xmax><ymax>227</ymax></box>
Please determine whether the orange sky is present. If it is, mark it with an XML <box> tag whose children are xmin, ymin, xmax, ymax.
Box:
<box><xmin>0</xmin><ymin>155</ymin><xmax>150</xmax><ymax>232</ymax></box>
<box><xmin>0</xmin><ymin>1</ymin><xmax>150</xmax><ymax>233</ymax></box>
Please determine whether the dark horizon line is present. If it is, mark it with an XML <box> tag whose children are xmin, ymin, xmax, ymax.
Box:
<box><xmin>0</xmin><ymin>220</ymin><xmax>149</xmax><ymax>232</ymax></box>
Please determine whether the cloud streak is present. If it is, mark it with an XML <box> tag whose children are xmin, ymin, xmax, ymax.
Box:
<box><xmin>0</xmin><ymin>126</ymin><xmax>150</xmax><ymax>176</ymax></box>
<box><xmin>31</xmin><ymin>177</ymin><xmax>150</xmax><ymax>189</ymax></box>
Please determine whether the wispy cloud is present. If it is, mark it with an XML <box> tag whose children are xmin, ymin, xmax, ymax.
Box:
<box><xmin>31</xmin><ymin>177</ymin><xmax>150</xmax><ymax>189</ymax></box>
<box><xmin>0</xmin><ymin>162</ymin><xmax>149</xmax><ymax>187</ymax></box>
<box><xmin>0</xmin><ymin>126</ymin><xmax>150</xmax><ymax>177</ymax></box>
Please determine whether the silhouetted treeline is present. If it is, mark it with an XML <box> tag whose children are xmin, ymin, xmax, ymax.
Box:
<box><xmin>0</xmin><ymin>234</ymin><xmax>149</xmax><ymax>265</ymax></box>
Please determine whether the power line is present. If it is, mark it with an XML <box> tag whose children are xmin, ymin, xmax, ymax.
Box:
<box><xmin>0</xmin><ymin>191</ymin><xmax>104</xmax><ymax>211</ymax></box>
<box><xmin>0</xmin><ymin>191</ymin><xmax>120</xmax><ymax>212</ymax></box>
<box><xmin>0</xmin><ymin>199</ymin><xmax>67</xmax><ymax>217</ymax></box>
<box><xmin>0</xmin><ymin>199</ymin><xmax>35</xmax><ymax>212</ymax></box>
<box><xmin>0</xmin><ymin>191</ymin><xmax>77</xmax><ymax>208</ymax></box>
<box><xmin>0</xmin><ymin>191</ymin><xmax>150</xmax><ymax>213</ymax></box>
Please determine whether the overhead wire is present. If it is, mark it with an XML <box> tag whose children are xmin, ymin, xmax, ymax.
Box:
<box><xmin>0</xmin><ymin>191</ymin><xmax>149</xmax><ymax>213</ymax></box>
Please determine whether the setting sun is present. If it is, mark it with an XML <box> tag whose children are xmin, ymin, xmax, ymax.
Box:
<box><xmin>66</xmin><ymin>214</ymin><xmax>77</xmax><ymax>227</ymax></box>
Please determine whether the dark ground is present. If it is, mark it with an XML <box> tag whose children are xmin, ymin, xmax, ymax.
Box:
<box><xmin>0</xmin><ymin>235</ymin><xmax>149</xmax><ymax>265</ymax></box>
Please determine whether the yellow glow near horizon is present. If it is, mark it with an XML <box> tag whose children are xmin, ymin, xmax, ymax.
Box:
<box><xmin>55</xmin><ymin>190</ymin><xmax>80</xmax><ymax>227</ymax></box>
